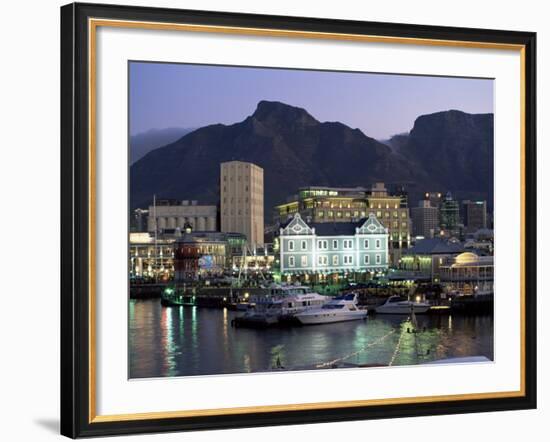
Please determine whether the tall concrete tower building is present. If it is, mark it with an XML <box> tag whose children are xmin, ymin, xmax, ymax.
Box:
<box><xmin>220</xmin><ymin>161</ymin><xmax>264</xmax><ymax>245</ymax></box>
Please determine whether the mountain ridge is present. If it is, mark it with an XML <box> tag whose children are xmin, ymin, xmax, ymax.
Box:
<box><xmin>130</xmin><ymin>101</ymin><xmax>493</xmax><ymax>218</ymax></box>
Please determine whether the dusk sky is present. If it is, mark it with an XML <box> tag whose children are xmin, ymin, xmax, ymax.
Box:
<box><xmin>129</xmin><ymin>62</ymin><xmax>494</xmax><ymax>140</ymax></box>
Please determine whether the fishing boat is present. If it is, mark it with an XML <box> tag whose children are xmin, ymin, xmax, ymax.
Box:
<box><xmin>233</xmin><ymin>285</ymin><xmax>327</xmax><ymax>327</ymax></box>
<box><xmin>295</xmin><ymin>293</ymin><xmax>368</xmax><ymax>325</ymax></box>
<box><xmin>374</xmin><ymin>295</ymin><xmax>431</xmax><ymax>314</ymax></box>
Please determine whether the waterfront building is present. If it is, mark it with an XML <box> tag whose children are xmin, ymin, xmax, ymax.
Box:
<box><xmin>129</xmin><ymin>232</ymin><xmax>175</xmax><ymax>281</ymax></box>
<box><xmin>411</xmin><ymin>200</ymin><xmax>440</xmax><ymax>238</ymax></box>
<box><xmin>274</xmin><ymin>182</ymin><xmax>410</xmax><ymax>264</ymax></box>
<box><xmin>440</xmin><ymin>251</ymin><xmax>494</xmax><ymax>294</ymax></box>
<box><xmin>462</xmin><ymin>200</ymin><xmax>487</xmax><ymax>233</ymax></box>
<box><xmin>130</xmin><ymin>228</ymin><xmax>266</xmax><ymax>282</ymax></box>
<box><xmin>147</xmin><ymin>199</ymin><xmax>217</xmax><ymax>233</ymax></box>
<box><xmin>277</xmin><ymin>213</ymin><xmax>389</xmax><ymax>282</ymax></box>
<box><xmin>174</xmin><ymin>227</ymin><xmax>228</xmax><ymax>282</ymax></box>
<box><xmin>399</xmin><ymin>237</ymin><xmax>464</xmax><ymax>282</ymax></box>
<box><xmin>220</xmin><ymin>161</ymin><xmax>264</xmax><ymax>246</ymax></box>
<box><xmin>439</xmin><ymin>192</ymin><xmax>460</xmax><ymax>236</ymax></box>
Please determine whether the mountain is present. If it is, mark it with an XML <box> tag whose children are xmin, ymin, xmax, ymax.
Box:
<box><xmin>393</xmin><ymin>110</ymin><xmax>494</xmax><ymax>205</ymax></box>
<box><xmin>130</xmin><ymin>101</ymin><xmax>493</xmax><ymax>218</ymax></box>
<box><xmin>130</xmin><ymin>101</ymin><xmax>423</xmax><ymax>214</ymax></box>
<box><xmin>130</xmin><ymin>127</ymin><xmax>194</xmax><ymax>164</ymax></box>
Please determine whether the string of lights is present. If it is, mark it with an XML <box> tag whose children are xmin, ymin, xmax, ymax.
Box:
<box><xmin>315</xmin><ymin>329</ymin><xmax>396</xmax><ymax>369</ymax></box>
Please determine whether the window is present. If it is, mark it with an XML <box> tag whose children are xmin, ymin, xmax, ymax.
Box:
<box><xmin>344</xmin><ymin>255</ymin><xmax>353</xmax><ymax>265</ymax></box>
<box><xmin>364</xmin><ymin>255</ymin><xmax>370</xmax><ymax>264</ymax></box>
<box><xmin>318</xmin><ymin>211</ymin><xmax>324</xmax><ymax>217</ymax></box>
<box><xmin>288</xmin><ymin>240</ymin><xmax>295</xmax><ymax>251</ymax></box>
<box><xmin>376</xmin><ymin>254</ymin><xmax>381</xmax><ymax>264</ymax></box>
<box><xmin>343</xmin><ymin>239</ymin><xmax>353</xmax><ymax>249</ymax></box>
<box><xmin>376</xmin><ymin>239</ymin><xmax>381</xmax><ymax>249</ymax></box>
<box><xmin>332</xmin><ymin>255</ymin><xmax>339</xmax><ymax>266</ymax></box>
<box><xmin>301</xmin><ymin>256</ymin><xmax>308</xmax><ymax>267</ymax></box>
<box><xmin>318</xmin><ymin>255</ymin><xmax>328</xmax><ymax>266</ymax></box>
<box><xmin>317</xmin><ymin>240</ymin><xmax>328</xmax><ymax>249</ymax></box>
<box><xmin>364</xmin><ymin>239</ymin><xmax>369</xmax><ymax>249</ymax></box>
<box><xmin>332</xmin><ymin>239</ymin><xmax>338</xmax><ymax>249</ymax></box>
<box><xmin>301</xmin><ymin>240</ymin><xmax>307</xmax><ymax>250</ymax></box>
<box><xmin>289</xmin><ymin>256</ymin><xmax>295</xmax><ymax>267</ymax></box>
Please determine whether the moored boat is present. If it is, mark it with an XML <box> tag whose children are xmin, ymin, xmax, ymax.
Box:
<box><xmin>233</xmin><ymin>285</ymin><xmax>327</xmax><ymax>327</ymax></box>
<box><xmin>374</xmin><ymin>295</ymin><xmax>431</xmax><ymax>314</ymax></box>
<box><xmin>295</xmin><ymin>293</ymin><xmax>367</xmax><ymax>325</ymax></box>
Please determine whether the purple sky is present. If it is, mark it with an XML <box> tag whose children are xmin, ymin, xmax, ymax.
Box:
<box><xmin>129</xmin><ymin>61</ymin><xmax>493</xmax><ymax>140</ymax></box>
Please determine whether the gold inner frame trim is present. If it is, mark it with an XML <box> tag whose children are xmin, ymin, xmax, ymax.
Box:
<box><xmin>88</xmin><ymin>18</ymin><xmax>527</xmax><ymax>424</ymax></box>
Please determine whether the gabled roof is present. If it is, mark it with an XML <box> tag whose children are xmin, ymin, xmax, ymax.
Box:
<box><xmin>279</xmin><ymin>213</ymin><xmax>386</xmax><ymax>237</ymax></box>
<box><xmin>406</xmin><ymin>238</ymin><xmax>464</xmax><ymax>255</ymax></box>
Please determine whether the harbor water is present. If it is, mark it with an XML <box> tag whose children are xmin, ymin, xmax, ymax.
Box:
<box><xmin>129</xmin><ymin>299</ymin><xmax>494</xmax><ymax>378</ymax></box>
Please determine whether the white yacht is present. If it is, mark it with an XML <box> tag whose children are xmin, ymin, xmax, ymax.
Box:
<box><xmin>375</xmin><ymin>295</ymin><xmax>431</xmax><ymax>314</ymax></box>
<box><xmin>234</xmin><ymin>285</ymin><xmax>327</xmax><ymax>326</ymax></box>
<box><xmin>295</xmin><ymin>293</ymin><xmax>367</xmax><ymax>325</ymax></box>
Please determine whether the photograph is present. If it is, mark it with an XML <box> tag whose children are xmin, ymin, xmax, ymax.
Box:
<box><xmin>128</xmin><ymin>62</ymin><xmax>495</xmax><ymax>379</ymax></box>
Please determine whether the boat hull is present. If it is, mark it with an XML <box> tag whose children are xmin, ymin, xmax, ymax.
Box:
<box><xmin>375</xmin><ymin>305</ymin><xmax>431</xmax><ymax>314</ymax></box>
<box><xmin>296</xmin><ymin>311</ymin><xmax>367</xmax><ymax>325</ymax></box>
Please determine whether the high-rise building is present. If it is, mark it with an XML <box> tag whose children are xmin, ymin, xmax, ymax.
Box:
<box><xmin>411</xmin><ymin>200</ymin><xmax>439</xmax><ymax>238</ymax></box>
<box><xmin>220</xmin><ymin>161</ymin><xmax>264</xmax><ymax>245</ymax></box>
<box><xmin>440</xmin><ymin>192</ymin><xmax>460</xmax><ymax>236</ymax></box>
<box><xmin>462</xmin><ymin>200</ymin><xmax>487</xmax><ymax>233</ymax></box>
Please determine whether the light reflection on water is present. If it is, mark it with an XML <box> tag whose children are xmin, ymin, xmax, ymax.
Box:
<box><xmin>129</xmin><ymin>299</ymin><xmax>493</xmax><ymax>379</ymax></box>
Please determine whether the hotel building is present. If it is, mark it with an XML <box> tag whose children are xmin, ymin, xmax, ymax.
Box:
<box><xmin>277</xmin><ymin>213</ymin><xmax>389</xmax><ymax>280</ymax></box>
<box><xmin>220</xmin><ymin>161</ymin><xmax>264</xmax><ymax>246</ymax></box>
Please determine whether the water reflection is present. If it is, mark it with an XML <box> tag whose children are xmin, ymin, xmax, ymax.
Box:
<box><xmin>129</xmin><ymin>299</ymin><xmax>493</xmax><ymax>378</ymax></box>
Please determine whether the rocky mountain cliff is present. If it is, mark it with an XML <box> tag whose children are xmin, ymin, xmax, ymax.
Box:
<box><xmin>130</xmin><ymin>101</ymin><xmax>493</xmax><ymax>218</ymax></box>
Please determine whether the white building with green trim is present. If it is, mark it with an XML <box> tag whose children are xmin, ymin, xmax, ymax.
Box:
<box><xmin>277</xmin><ymin>213</ymin><xmax>389</xmax><ymax>277</ymax></box>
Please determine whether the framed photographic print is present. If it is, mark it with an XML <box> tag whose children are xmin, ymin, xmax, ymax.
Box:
<box><xmin>60</xmin><ymin>2</ymin><xmax>537</xmax><ymax>438</ymax></box>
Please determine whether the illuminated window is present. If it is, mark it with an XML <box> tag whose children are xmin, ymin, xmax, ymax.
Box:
<box><xmin>318</xmin><ymin>255</ymin><xmax>328</xmax><ymax>266</ymax></box>
<box><xmin>301</xmin><ymin>256</ymin><xmax>308</xmax><ymax>267</ymax></box>
<box><xmin>332</xmin><ymin>255</ymin><xmax>339</xmax><ymax>265</ymax></box>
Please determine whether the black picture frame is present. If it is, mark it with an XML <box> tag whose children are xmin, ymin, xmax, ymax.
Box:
<box><xmin>61</xmin><ymin>2</ymin><xmax>537</xmax><ymax>438</ymax></box>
